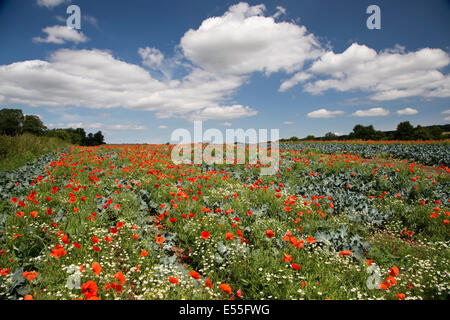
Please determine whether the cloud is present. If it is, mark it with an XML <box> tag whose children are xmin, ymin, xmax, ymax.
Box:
<box><xmin>55</xmin><ymin>16</ymin><xmax>66</xmax><ymax>23</ymax></box>
<box><xmin>138</xmin><ymin>47</ymin><xmax>164</xmax><ymax>69</ymax></box>
<box><xmin>352</xmin><ymin>107</ymin><xmax>390</xmax><ymax>117</ymax></box>
<box><xmin>306</xmin><ymin>108</ymin><xmax>345</xmax><ymax>118</ymax></box>
<box><xmin>33</xmin><ymin>25</ymin><xmax>88</xmax><ymax>44</ymax></box>
<box><xmin>158</xmin><ymin>125</ymin><xmax>168</xmax><ymax>129</ymax></box>
<box><xmin>221</xmin><ymin>122</ymin><xmax>233</xmax><ymax>127</ymax></box>
<box><xmin>283</xmin><ymin>121</ymin><xmax>294</xmax><ymax>125</ymax></box>
<box><xmin>0</xmin><ymin>49</ymin><xmax>256</xmax><ymax>121</ymax></box>
<box><xmin>273</xmin><ymin>6</ymin><xmax>286</xmax><ymax>19</ymax></box>
<box><xmin>48</xmin><ymin>122</ymin><xmax>147</xmax><ymax>131</ymax></box>
<box><xmin>441</xmin><ymin>110</ymin><xmax>450</xmax><ymax>121</ymax></box>
<box><xmin>187</xmin><ymin>105</ymin><xmax>258</xmax><ymax>121</ymax></box>
<box><xmin>396</xmin><ymin>107</ymin><xmax>418</xmax><ymax>115</ymax></box>
<box><xmin>279</xmin><ymin>72</ymin><xmax>311</xmax><ymax>92</ymax></box>
<box><xmin>300</xmin><ymin>43</ymin><xmax>450</xmax><ymax>101</ymax></box>
<box><xmin>37</xmin><ymin>0</ymin><xmax>70</xmax><ymax>8</ymax></box>
<box><xmin>0</xmin><ymin>3</ymin><xmax>323</xmax><ymax>122</ymax></box>
<box><xmin>180</xmin><ymin>2</ymin><xmax>322</xmax><ymax>75</ymax></box>
<box><xmin>83</xmin><ymin>15</ymin><xmax>99</xmax><ymax>29</ymax></box>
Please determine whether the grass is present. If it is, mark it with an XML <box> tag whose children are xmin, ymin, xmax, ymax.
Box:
<box><xmin>0</xmin><ymin>134</ymin><xmax>72</xmax><ymax>171</ymax></box>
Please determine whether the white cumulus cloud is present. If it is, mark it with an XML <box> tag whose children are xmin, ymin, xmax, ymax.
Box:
<box><xmin>33</xmin><ymin>25</ymin><xmax>88</xmax><ymax>44</ymax></box>
<box><xmin>0</xmin><ymin>49</ymin><xmax>257</xmax><ymax>121</ymax></box>
<box><xmin>279</xmin><ymin>72</ymin><xmax>311</xmax><ymax>92</ymax></box>
<box><xmin>180</xmin><ymin>2</ymin><xmax>322</xmax><ymax>75</ymax></box>
<box><xmin>138</xmin><ymin>47</ymin><xmax>165</xmax><ymax>69</ymax></box>
<box><xmin>187</xmin><ymin>105</ymin><xmax>258</xmax><ymax>121</ymax></box>
<box><xmin>300</xmin><ymin>43</ymin><xmax>450</xmax><ymax>101</ymax></box>
<box><xmin>306</xmin><ymin>108</ymin><xmax>345</xmax><ymax>118</ymax></box>
<box><xmin>396</xmin><ymin>107</ymin><xmax>418</xmax><ymax>115</ymax></box>
<box><xmin>352</xmin><ymin>107</ymin><xmax>390</xmax><ymax>117</ymax></box>
<box><xmin>273</xmin><ymin>6</ymin><xmax>287</xmax><ymax>19</ymax></box>
<box><xmin>37</xmin><ymin>0</ymin><xmax>70</xmax><ymax>9</ymax></box>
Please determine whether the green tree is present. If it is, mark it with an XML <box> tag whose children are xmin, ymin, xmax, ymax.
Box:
<box><xmin>93</xmin><ymin>131</ymin><xmax>105</xmax><ymax>145</ymax></box>
<box><xmin>22</xmin><ymin>115</ymin><xmax>46</xmax><ymax>135</ymax></box>
<box><xmin>395</xmin><ymin>121</ymin><xmax>414</xmax><ymax>140</ymax></box>
<box><xmin>324</xmin><ymin>132</ymin><xmax>337</xmax><ymax>140</ymax></box>
<box><xmin>0</xmin><ymin>108</ymin><xmax>24</xmax><ymax>136</ymax></box>
<box><xmin>412</xmin><ymin>126</ymin><xmax>432</xmax><ymax>140</ymax></box>
<box><xmin>304</xmin><ymin>135</ymin><xmax>315</xmax><ymax>140</ymax></box>
<box><xmin>429</xmin><ymin>125</ymin><xmax>443</xmax><ymax>140</ymax></box>
<box><xmin>350</xmin><ymin>124</ymin><xmax>378</xmax><ymax>140</ymax></box>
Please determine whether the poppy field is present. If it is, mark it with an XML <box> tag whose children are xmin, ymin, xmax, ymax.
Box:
<box><xmin>0</xmin><ymin>141</ymin><xmax>449</xmax><ymax>300</ymax></box>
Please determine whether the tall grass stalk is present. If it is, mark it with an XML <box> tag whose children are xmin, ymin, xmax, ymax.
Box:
<box><xmin>0</xmin><ymin>133</ymin><xmax>72</xmax><ymax>171</ymax></box>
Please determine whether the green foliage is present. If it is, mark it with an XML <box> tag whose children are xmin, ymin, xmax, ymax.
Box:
<box><xmin>0</xmin><ymin>108</ymin><xmax>24</xmax><ymax>136</ymax></box>
<box><xmin>0</xmin><ymin>134</ymin><xmax>71</xmax><ymax>171</ymax></box>
<box><xmin>1</xmin><ymin>107</ymin><xmax>105</xmax><ymax>146</ymax></box>
<box><xmin>395</xmin><ymin>121</ymin><xmax>415</xmax><ymax>140</ymax></box>
<box><xmin>349</xmin><ymin>124</ymin><xmax>385</xmax><ymax>140</ymax></box>
<box><xmin>282</xmin><ymin>141</ymin><xmax>450</xmax><ymax>166</ymax></box>
<box><xmin>412</xmin><ymin>126</ymin><xmax>432</xmax><ymax>141</ymax></box>
<box><xmin>45</xmin><ymin>128</ymin><xmax>104</xmax><ymax>146</ymax></box>
<box><xmin>323</xmin><ymin>132</ymin><xmax>337</xmax><ymax>140</ymax></box>
<box><xmin>22</xmin><ymin>115</ymin><xmax>46</xmax><ymax>136</ymax></box>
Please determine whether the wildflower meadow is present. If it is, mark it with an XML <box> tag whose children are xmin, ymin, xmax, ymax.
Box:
<box><xmin>0</xmin><ymin>141</ymin><xmax>448</xmax><ymax>300</ymax></box>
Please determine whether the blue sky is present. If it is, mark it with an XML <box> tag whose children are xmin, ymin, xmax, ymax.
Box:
<box><xmin>0</xmin><ymin>0</ymin><xmax>449</xmax><ymax>143</ymax></box>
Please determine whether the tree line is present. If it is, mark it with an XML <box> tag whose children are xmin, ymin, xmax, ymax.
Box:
<box><xmin>0</xmin><ymin>108</ymin><xmax>105</xmax><ymax>146</ymax></box>
<box><xmin>281</xmin><ymin>121</ymin><xmax>449</xmax><ymax>142</ymax></box>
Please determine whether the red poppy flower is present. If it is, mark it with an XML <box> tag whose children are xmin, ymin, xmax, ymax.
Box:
<box><xmin>92</xmin><ymin>262</ymin><xmax>102</xmax><ymax>276</ymax></box>
<box><xmin>201</xmin><ymin>231</ymin><xmax>210</xmax><ymax>240</ymax></box>
<box><xmin>114</xmin><ymin>271</ymin><xmax>126</xmax><ymax>285</ymax></box>
<box><xmin>225</xmin><ymin>232</ymin><xmax>234</xmax><ymax>241</ymax></box>
<box><xmin>50</xmin><ymin>246</ymin><xmax>66</xmax><ymax>258</ymax></box>
<box><xmin>266</xmin><ymin>230</ymin><xmax>275</xmax><ymax>238</ymax></box>
<box><xmin>81</xmin><ymin>280</ymin><xmax>98</xmax><ymax>299</ymax></box>
<box><xmin>0</xmin><ymin>268</ymin><xmax>10</xmax><ymax>276</ymax></box>
<box><xmin>156</xmin><ymin>236</ymin><xmax>164</xmax><ymax>244</ymax></box>
<box><xmin>189</xmin><ymin>270</ymin><xmax>200</xmax><ymax>280</ymax></box>
<box><xmin>388</xmin><ymin>266</ymin><xmax>399</xmax><ymax>277</ymax></box>
<box><xmin>283</xmin><ymin>254</ymin><xmax>293</xmax><ymax>262</ymax></box>
<box><xmin>219</xmin><ymin>283</ymin><xmax>232</xmax><ymax>295</ymax></box>
<box><xmin>291</xmin><ymin>263</ymin><xmax>301</xmax><ymax>270</ymax></box>
<box><xmin>205</xmin><ymin>277</ymin><xmax>213</xmax><ymax>288</ymax></box>
<box><xmin>169</xmin><ymin>276</ymin><xmax>179</xmax><ymax>284</ymax></box>
<box><xmin>23</xmin><ymin>271</ymin><xmax>39</xmax><ymax>281</ymax></box>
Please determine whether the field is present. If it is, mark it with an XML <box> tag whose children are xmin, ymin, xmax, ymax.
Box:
<box><xmin>0</xmin><ymin>141</ymin><xmax>449</xmax><ymax>300</ymax></box>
